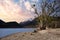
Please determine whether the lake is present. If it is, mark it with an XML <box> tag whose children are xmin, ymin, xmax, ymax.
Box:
<box><xmin>0</xmin><ymin>28</ymin><xmax>36</xmax><ymax>38</ymax></box>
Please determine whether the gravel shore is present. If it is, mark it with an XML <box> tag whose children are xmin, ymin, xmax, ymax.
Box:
<box><xmin>1</xmin><ymin>28</ymin><xmax>60</xmax><ymax>40</ymax></box>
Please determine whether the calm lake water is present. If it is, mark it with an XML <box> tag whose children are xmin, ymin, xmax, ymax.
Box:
<box><xmin>0</xmin><ymin>28</ymin><xmax>36</xmax><ymax>38</ymax></box>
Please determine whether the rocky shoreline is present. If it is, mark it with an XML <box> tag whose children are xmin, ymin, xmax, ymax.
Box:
<box><xmin>1</xmin><ymin>28</ymin><xmax>60</xmax><ymax>40</ymax></box>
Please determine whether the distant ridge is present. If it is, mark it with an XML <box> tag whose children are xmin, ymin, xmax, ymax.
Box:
<box><xmin>0</xmin><ymin>20</ymin><xmax>23</xmax><ymax>28</ymax></box>
<box><xmin>0</xmin><ymin>17</ymin><xmax>60</xmax><ymax>28</ymax></box>
<box><xmin>0</xmin><ymin>19</ymin><xmax>37</xmax><ymax>28</ymax></box>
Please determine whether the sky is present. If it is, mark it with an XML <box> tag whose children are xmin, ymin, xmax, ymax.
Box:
<box><xmin>0</xmin><ymin>0</ymin><xmax>39</xmax><ymax>23</ymax></box>
<box><xmin>0</xmin><ymin>0</ymin><xmax>59</xmax><ymax>23</ymax></box>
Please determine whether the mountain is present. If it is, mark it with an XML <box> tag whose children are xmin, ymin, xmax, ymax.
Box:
<box><xmin>0</xmin><ymin>19</ymin><xmax>37</xmax><ymax>28</ymax></box>
<box><xmin>5</xmin><ymin>22</ymin><xmax>23</xmax><ymax>28</ymax></box>
<box><xmin>19</xmin><ymin>20</ymin><xmax>37</xmax><ymax>28</ymax></box>
<box><xmin>0</xmin><ymin>16</ymin><xmax>60</xmax><ymax>28</ymax></box>
<box><xmin>0</xmin><ymin>20</ymin><xmax>5</xmax><ymax>27</ymax></box>
<box><xmin>0</xmin><ymin>20</ymin><xmax>23</xmax><ymax>28</ymax></box>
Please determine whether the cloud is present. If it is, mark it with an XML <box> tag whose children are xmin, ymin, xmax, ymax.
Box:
<box><xmin>24</xmin><ymin>1</ymin><xmax>35</xmax><ymax>12</ymax></box>
<box><xmin>32</xmin><ymin>0</ymin><xmax>38</xmax><ymax>2</ymax></box>
<box><xmin>0</xmin><ymin>0</ymin><xmax>34</xmax><ymax>23</ymax></box>
<box><xmin>24</xmin><ymin>1</ymin><xmax>31</xmax><ymax>11</ymax></box>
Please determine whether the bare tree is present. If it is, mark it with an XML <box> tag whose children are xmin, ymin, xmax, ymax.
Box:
<box><xmin>31</xmin><ymin>0</ymin><xmax>60</xmax><ymax>30</ymax></box>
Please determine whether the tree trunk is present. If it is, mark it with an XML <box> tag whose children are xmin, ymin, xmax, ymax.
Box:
<box><xmin>55</xmin><ymin>22</ymin><xmax>57</xmax><ymax>28</ymax></box>
<box><xmin>40</xmin><ymin>20</ymin><xmax>45</xmax><ymax>30</ymax></box>
<box><xmin>37</xmin><ymin>20</ymin><xmax>43</xmax><ymax>30</ymax></box>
